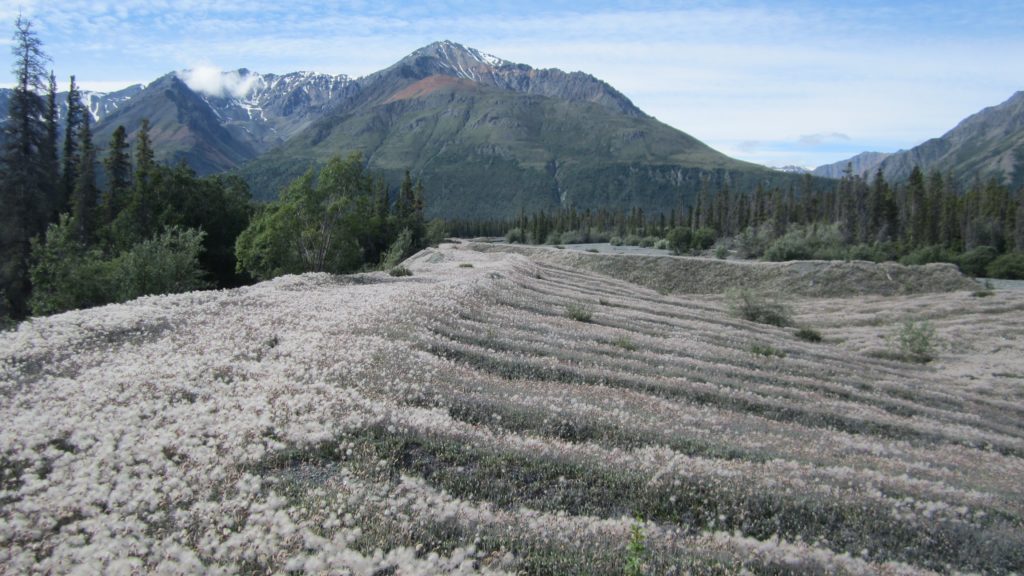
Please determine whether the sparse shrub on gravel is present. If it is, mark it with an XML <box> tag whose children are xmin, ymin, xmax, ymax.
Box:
<box><xmin>895</xmin><ymin>319</ymin><xmax>936</xmax><ymax>363</ymax></box>
<box><xmin>565</xmin><ymin>303</ymin><xmax>594</xmax><ymax>322</ymax></box>
<box><xmin>389</xmin><ymin>266</ymin><xmax>413</xmax><ymax>277</ymax></box>
<box><xmin>726</xmin><ymin>289</ymin><xmax>792</xmax><ymax>327</ymax></box>
<box><xmin>750</xmin><ymin>343</ymin><xmax>786</xmax><ymax>358</ymax></box>
<box><xmin>794</xmin><ymin>327</ymin><xmax>823</xmax><ymax>342</ymax></box>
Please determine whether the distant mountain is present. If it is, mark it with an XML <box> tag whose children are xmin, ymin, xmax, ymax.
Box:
<box><xmin>2</xmin><ymin>40</ymin><xmax>817</xmax><ymax>216</ymax></box>
<box><xmin>772</xmin><ymin>165</ymin><xmax>813</xmax><ymax>175</ymax></box>
<box><xmin>812</xmin><ymin>151</ymin><xmax>891</xmax><ymax>179</ymax></box>
<box><xmin>240</xmin><ymin>40</ymin><xmax>801</xmax><ymax>219</ymax></box>
<box><xmin>817</xmin><ymin>92</ymin><xmax>1024</xmax><ymax>187</ymax></box>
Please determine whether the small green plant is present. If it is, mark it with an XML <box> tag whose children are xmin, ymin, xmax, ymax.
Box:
<box><xmin>586</xmin><ymin>248</ymin><xmax>599</xmax><ymax>253</ymax></box>
<box><xmin>599</xmin><ymin>298</ymin><xmax>610</xmax><ymax>306</ymax></box>
<box><xmin>613</xmin><ymin>335</ymin><xmax>637</xmax><ymax>351</ymax></box>
<box><xmin>624</xmin><ymin>516</ymin><xmax>646</xmax><ymax>576</ymax></box>
<box><xmin>715</xmin><ymin>245</ymin><xmax>729</xmax><ymax>259</ymax></box>
<box><xmin>565</xmin><ymin>303</ymin><xmax>593</xmax><ymax>322</ymax></box>
<box><xmin>458</xmin><ymin>263</ymin><xmax>474</xmax><ymax>268</ymax></box>
<box><xmin>750</xmin><ymin>343</ymin><xmax>786</xmax><ymax>357</ymax></box>
<box><xmin>726</xmin><ymin>289</ymin><xmax>792</xmax><ymax>327</ymax></box>
<box><xmin>895</xmin><ymin>319</ymin><xmax>936</xmax><ymax>363</ymax></box>
<box><xmin>388</xmin><ymin>266</ymin><xmax>412</xmax><ymax>277</ymax></box>
<box><xmin>794</xmin><ymin>327</ymin><xmax>822</xmax><ymax>342</ymax></box>
<box><xmin>971</xmin><ymin>289</ymin><xmax>994</xmax><ymax>297</ymax></box>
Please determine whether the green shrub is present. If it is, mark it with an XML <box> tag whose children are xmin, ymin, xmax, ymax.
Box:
<box><xmin>609</xmin><ymin>236</ymin><xmax>624</xmax><ymax>246</ymax></box>
<box><xmin>613</xmin><ymin>335</ymin><xmax>637</xmax><ymax>351</ymax></box>
<box><xmin>691</xmin><ymin>227</ymin><xmax>717</xmax><ymax>251</ymax></box>
<box><xmin>638</xmin><ymin>236</ymin><xmax>659</xmax><ymax>248</ymax></box>
<box><xmin>750</xmin><ymin>343</ymin><xmax>786</xmax><ymax>357</ymax></box>
<box><xmin>958</xmin><ymin>245</ymin><xmax>998</xmax><ymax>277</ymax></box>
<box><xmin>565</xmin><ymin>303</ymin><xmax>593</xmax><ymax>322</ymax></box>
<box><xmin>505</xmin><ymin>227</ymin><xmax>527</xmax><ymax>244</ymax></box>
<box><xmin>986</xmin><ymin>252</ymin><xmax>1024</xmax><ymax>279</ymax></box>
<box><xmin>715</xmin><ymin>245</ymin><xmax>729</xmax><ymax>259</ymax></box>
<box><xmin>795</xmin><ymin>327</ymin><xmax>823</xmax><ymax>342</ymax></box>
<box><xmin>388</xmin><ymin>266</ymin><xmax>412</xmax><ymax>277</ymax></box>
<box><xmin>425</xmin><ymin>219</ymin><xmax>448</xmax><ymax>247</ymax></box>
<box><xmin>381</xmin><ymin>228</ymin><xmax>414</xmax><ymax>269</ymax></box>
<box><xmin>653</xmin><ymin>238</ymin><xmax>669</xmax><ymax>250</ymax></box>
<box><xmin>559</xmin><ymin>230</ymin><xmax>586</xmax><ymax>244</ymax></box>
<box><xmin>112</xmin><ymin>227</ymin><xmax>209</xmax><ymax>301</ymax></box>
<box><xmin>623</xmin><ymin>517</ymin><xmax>645</xmax><ymax>576</ymax></box>
<box><xmin>458</xmin><ymin>263</ymin><xmax>474</xmax><ymax>268</ymax></box>
<box><xmin>623</xmin><ymin>234</ymin><xmax>643</xmax><ymax>246</ymax></box>
<box><xmin>726</xmin><ymin>289</ymin><xmax>792</xmax><ymax>327</ymax></box>
<box><xmin>900</xmin><ymin>244</ymin><xmax>958</xmax><ymax>266</ymax></box>
<box><xmin>665</xmin><ymin>227</ymin><xmax>692</xmax><ymax>255</ymax></box>
<box><xmin>763</xmin><ymin>223</ymin><xmax>845</xmax><ymax>262</ymax></box>
<box><xmin>895</xmin><ymin>319</ymin><xmax>936</xmax><ymax>363</ymax></box>
<box><xmin>30</xmin><ymin>218</ymin><xmax>208</xmax><ymax>316</ymax></box>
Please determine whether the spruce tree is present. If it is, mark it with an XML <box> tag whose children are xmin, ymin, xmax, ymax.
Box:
<box><xmin>71</xmin><ymin>114</ymin><xmax>98</xmax><ymax>243</ymax></box>
<box><xmin>102</xmin><ymin>125</ymin><xmax>131</xmax><ymax>227</ymax></box>
<box><xmin>1</xmin><ymin>15</ymin><xmax>49</xmax><ymax>318</ymax></box>
<box><xmin>42</xmin><ymin>71</ymin><xmax>59</xmax><ymax>223</ymax></box>
<box><xmin>60</xmin><ymin>75</ymin><xmax>84</xmax><ymax>211</ymax></box>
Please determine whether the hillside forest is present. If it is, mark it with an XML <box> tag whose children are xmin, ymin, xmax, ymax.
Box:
<box><xmin>3</xmin><ymin>18</ymin><xmax>1023</xmax><ymax>325</ymax></box>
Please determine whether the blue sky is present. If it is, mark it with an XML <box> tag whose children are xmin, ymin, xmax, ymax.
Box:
<box><xmin>2</xmin><ymin>0</ymin><xmax>1022</xmax><ymax>168</ymax></box>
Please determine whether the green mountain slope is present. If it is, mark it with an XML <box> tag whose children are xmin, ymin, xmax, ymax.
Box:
<box><xmin>819</xmin><ymin>91</ymin><xmax>1024</xmax><ymax>188</ymax></box>
<box><xmin>240</xmin><ymin>43</ymin><xmax>801</xmax><ymax>219</ymax></box>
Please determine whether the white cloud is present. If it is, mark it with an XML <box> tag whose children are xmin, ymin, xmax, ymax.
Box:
<box><xmin>177</xmin><ymin>65</ymin><xmax>260</xmax><ymax>99</ymax></box>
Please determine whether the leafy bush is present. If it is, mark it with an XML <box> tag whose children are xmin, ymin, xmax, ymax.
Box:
<box><xmin>388</xmin><ymin>266</ymin><xmax>412</xmax><ymax>277</ymax></box>
<box><xmin>653</xmin><ymin>238</ymin><xmax>669</xmax><ymax>250</ymax></box>
<box><xmin>30</xmin><ymin>218</ymin><xmax>208</xmax><ymax>316</ymax></box>
<box><xmin>425</xmin><ymin>219</ymin><xmax>448</xmax><ymax>247</ymax></box>
<box><xmin>638</xmin><ymin>236</ymin><xmax>659</xmax><ymax>248</ymax></box>
<box><xmin>505</xmin><ymin>227</ymin><xmax>528</xmax><ymax>244</ymax></box>
<box><xmin>559</xmin><ymin>230</ymin><xmax>586</xmax><ymax>245</ymax></box>
<box><xmin>894</xmin><ymin>319</ymin><xmax>936</xmax><ymax>363</ymax></box>
<box><xmin>609</xmin><ymin>236</ymin><xmax>623</xmax><ymax>246</ymax></box>
<box><xmin>665</xmin><ymin>227</ymin><xmax>692</xmax><ymax>255</ymax></box>
<box><xmin>763</xmin><ymin>223</ymin><xmax>844</xmax><ymax>262</ymax></box>
<box><xmin>734</xmin><ymin>224</ymin><xmax>775</xmax><ymax>259</ymax></box>
<box><xmin>623</xmin><ymin>234</ymin><xmax>643</xmax><ymax>246</ymax></box>
<box><xmin>715</xmin><ymin>245</ymin><xmax>729</xmax><ymax>259</ymax></box>
<box><xmin>565</xmin><ymin>303</ymin><xmax>593</xmax><ymax>322</ymax></box>
<box><xmin>458</xmin><ymin>263</ymin><xmax>474</xmax><ymax>268</ymax></box>
<box><xmin>986</xmin><ymin>252</ymin><xmax>1024</xmax><ymax>279</ymax></box>
<box><xmin>381</xmin><ymin>228</ymin><xmax>414</xmax><ymax>270</ymax></box>
<box><xmin>900</xmin><ymin>245</ymin><xmax>958</xmax><ymax>266</ymax></box>
<box><xmin>726</xmin><ymin>289</ymin><xmax>792</xmax><ymax>327</ymax></box>
<box><xmin>112</xmin><ymin>227</ymin><xmax>209</xmax><ymax>301</ymax></box>
<box><xmin>957</xmin><ymin>245</ymin><xmax>998</xmax><ymax>277</ymax></box>
<box><xmin>691</xmin><ymin>227</ymin><xmax>717</xmax><ymax>251</ymax></box>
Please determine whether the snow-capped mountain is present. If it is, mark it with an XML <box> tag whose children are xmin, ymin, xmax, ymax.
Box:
<box><xmin>180</xmin><ymin>69</ymin><xmax>356</xmax><ymax>152</ymax></box>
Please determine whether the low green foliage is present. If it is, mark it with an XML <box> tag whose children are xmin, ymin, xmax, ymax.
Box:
<box><xmin>896</xmin><ymin>319</ymin><xmax>936</xmax><ymax>363</ymax></box>
<box><xmin>794</xmin><ymin>327</ymin><xmax>823</xmax><ymax>342</ymax></box>
<box><xmin>613</xmin><ymin>335</ymin><xmax>637</xmax><ymax>351</ymax></box>
<box><xmin>29</xmin><ymin>217</ymin><xmax>208</xmax><ymax>316</ymax></box>
<box><xmin>726</xmin><ymin>289</ymin><xmax>792</xmax><ymax>327</ymax></box>
<box><xmin>665</xmin><ymin>227</ymin><xmax>692</xmax><ymax>255</ymax></box>
<box><xmin>458</xmin><ymin>263</ymin><xmax>474</xmax><ymax>268</ymax></box>
<box><xmin>986</xmin><ymin>252</ymin><xmax>1024</xmax><ymax>279</ymax></box>
<box><xmin>750</xmin><ymin>343</ymin><xmax>786</xmax><ymax>358</ymax></box>
<box><xmin>565</xmin><ymin>303</ymin><xmax>593</xmax><ymax>322</ymax></box>
<box><xmin>958</xmin><ymin>245</ymin><xmax>998</xmax><ymax>277</ymax></box>
<box><xmin>715</xmin><ymin>245</ymin><xmax>729</xmax><ymax>259</ymax></box>
<box><xmin>624</xmin><ymin>517</ymin><xmax>646</xmax><ymax>576</ymax></box>
<box><xmin>388</xmin><ymin>266</ymin><xmax>412</xmax><ymax>277</ymax></box>
<box><xmin>381</xmin><ymin>229</ymin><xmax>414</xmax><ymax>270</ymax></box>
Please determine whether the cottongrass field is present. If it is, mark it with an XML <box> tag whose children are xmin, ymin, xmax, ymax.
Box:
<box><xmin>2</xmin><ymin>243</ymin><xmax>1023</xmax><ymax>574</ymax></box>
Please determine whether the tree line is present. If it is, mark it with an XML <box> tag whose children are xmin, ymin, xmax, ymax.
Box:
<box><xmin>0</xmin><ymin>17</ymin><xmax>439</xmax><ymax>323</ymax></box>
<box><xmin>465</xmin><ymin>166</ymin><xmax>1024</xmax><ymax>278</ymax></box>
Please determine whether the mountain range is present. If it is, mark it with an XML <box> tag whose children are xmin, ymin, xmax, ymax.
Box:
<box><xmin>814</xmin><ymin>92</ymin><xmax>1024</xmax><ymax>188</ymax></box>
<box><xmin>2</xmin><ymin>41</ymin><xmax>1021</xmax><ymax>218</ymax></box>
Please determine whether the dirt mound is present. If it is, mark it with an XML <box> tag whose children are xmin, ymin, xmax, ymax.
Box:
<box><xmin>467</xmin><ymin>243</ymin><xmax>981</xmax><ymax>296</ymax></box>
